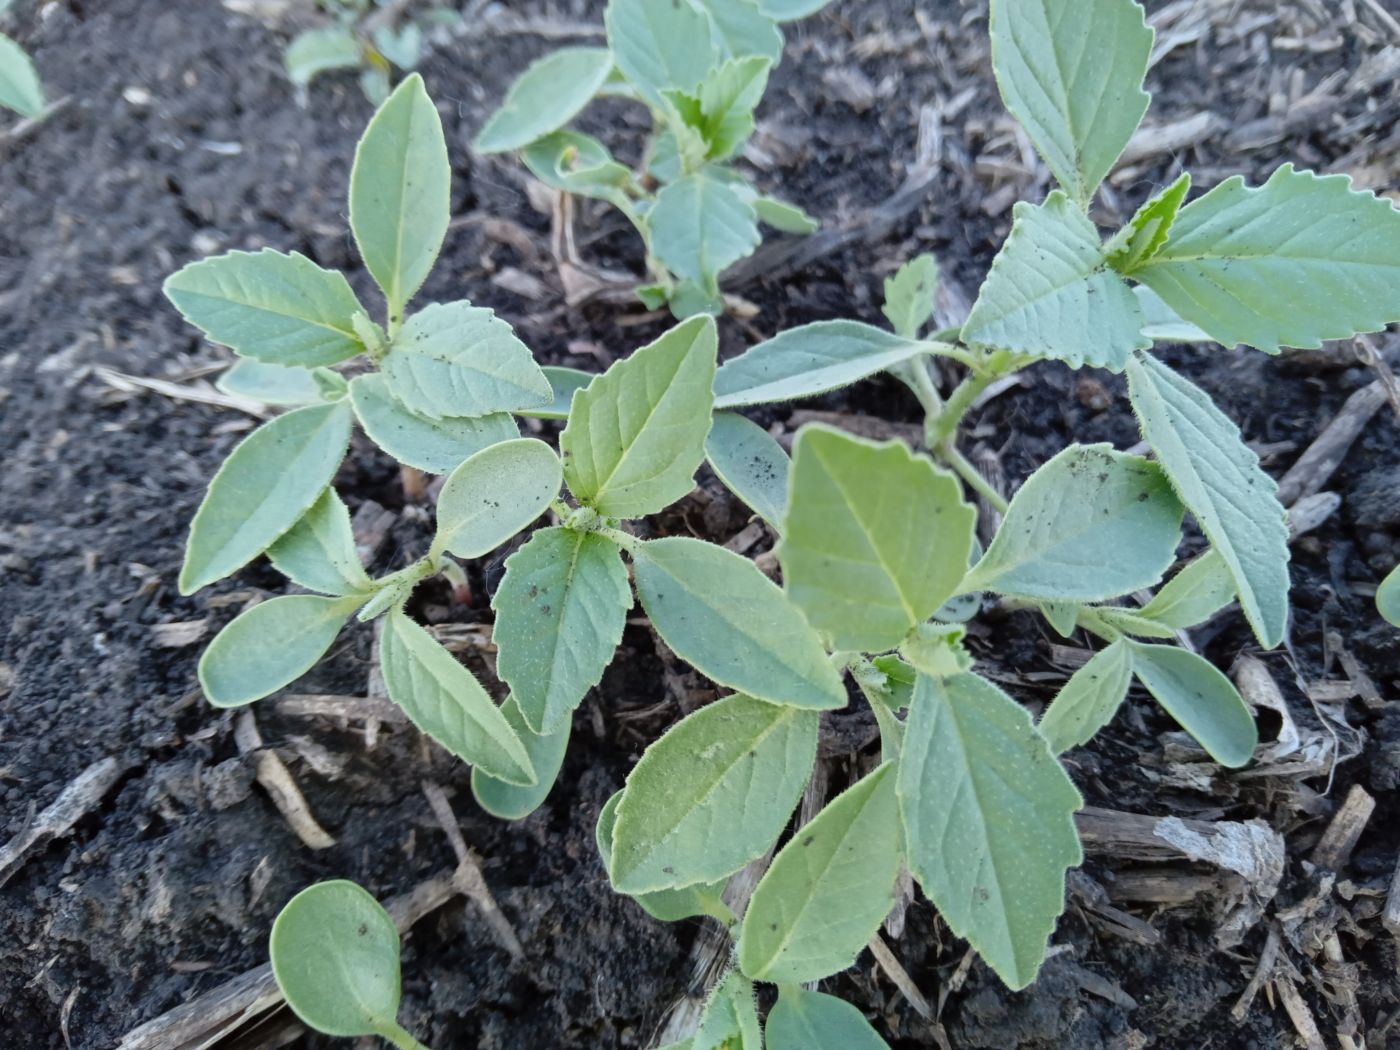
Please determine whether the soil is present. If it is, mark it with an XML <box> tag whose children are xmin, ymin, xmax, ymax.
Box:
<box><xmin>2</xmin><ymin>0</ymin><xmax>1398</xmax><ymax>1048</ymax></box>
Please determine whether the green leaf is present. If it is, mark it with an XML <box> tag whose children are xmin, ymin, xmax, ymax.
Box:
<box><xmin>757</xmin><ymin>0</ymin><xmax>834</xmax><ymax>21</ymax></box>
<box><xmin>595</xmin><ymin>791</ymin><xmax>730</xmax><ymax>922</ymax></box>
<box><xmin>270</xmin><ymin>881</ymin><xmax>404</xmax><ymax>1039</ymax></box>
<box><xmin>1133</xmin><ymin>165</ymin><xmax>1400</xmax><ymax>353</ymax></box>
<box><xmin>882</xmin><ymin>253</ymin><xmax>939</xmax><ymax>338</ymax></box>
<box><xmin>181</xmin><ymin>401</ymin><xmax>354</xmax><ymax>594</ymax></box>
<box><xmin>696</xmin><ymin>0</ymin><xmax>783</xmax><ymax>63</ymax></box>
<box><xmin>521</xmin><ymin>132</ymin><xmax>633</xmax><ymax>204</ymax></box>
<box><xmin>349</xmin><ymin>373</ymin><xmax>520</xmax><ymax>474</ymax></box>
<box><xmin>696</xmin><ymin>969</ymin><xmax>762</xmax><ymax>1050</ymax></box>
<box><xmin>430</xmin><ymin>438</ymin><xmax>561</xmax><ymax>560</ymax></box>
<box><xmin>525</xmin><ymin>365</ymin><xmax>597</xmax><ymax>420</ymax></box>
<box><xmin>898</xmin><ymin>672</ymin><xmax>1083</xmax><ymax>990</ymax></box>
<box><xmin>766</xmin><ymin>987</ymin><xmax>891</xmax><ymax>1050</ymax></box>
<box><xmin>1125</xmin><ymin>352</ymin><xmax>1289</xmax><ymax>647</ymax></box>
<box><xmin>217</xmin><ymin>360</ymin><xmax>323</xmax><ymax>406</ymax></box>
<box><xmin>285</xmin><ymin>27</ymin><xmax>363</xmax><ymax>89</ymax></box>
<box><xmin>989</xmin><ymin>0</ymin><xmax>1152</xmax><ymax>206</ymax></box>
<box><xmin>560</xmin><ymin>316</ymin><xmax>717</xmax><ymax>518</ymax></box>
<box><xmin>163</xmin><ymin>249</ymin><xmax>365</xmax><ymax>368</ymax></box>
<box><xmin>1134</xmin><ymin>285</ymin><xmax>1214</xmax><ymax>343</ymax></box>
<box><xmin>0</xmin><ymin>32</ymin><xmax>44</xmax><ymax>119</ymax></box>
<box><xmin>1037</xmin><ymin>638</ymin><xmax>1133</xmax><ymax>754</ymax></box>
<box><xmin>780</xmin><ymin>425</ymin><xmax>976</xmax><ymax>652</ymax></box>
<box><xmin>474</xmin><ymin>47</ymin><xmax>614</xmax><ymax>153</ymax></box>
<box><xmin>1127</xmin><ymin>642</ymin><xmax>1257</xmax><ymax>767</ymax></box>
<box><xmin>649</xmin><ymin>173</ymin><xmax>761</xmax><ymax>292</ymax></box>
<box><xmin>696</xmin><ymin>55</ymin><xmax>771</xmax><ymax>160</ymax></box>
<box><xmin>605</xmin><ymin>0</ymin><xmax>721</xmax><ymax>107</ymax></box>
<box><xmin>1109</xmin><ymin>172</ymin><xmax>1191</xmax><ymax>274</ymax></box>
<box><xmin>962</xmin><ymin>192</ymin><xmax>1148</xmax><ymax>370</ymax></box>
<box><xmin>199</xmin><ymin>594</ymin><xmax>362</xmax><ymax>708</ymax></box>
<box><xmin>962</xmin><ymin>443</ymin><xmax>1184</xmax><ymax>602</ymax></box>
<box><xmin>713</xmin><ymin>320</ymin><xmax>929</xmax><ymax>408</ymax></box>
<box><xmin>1137</xmin><ymin>549</ymin><xmax>1235</xmax><ymax>629</ymax></box>
<box><xmin>609</xmin><ymin>693</ymin><xmax>818</xmax><ymax>893</ymax></box>
<box><xmin>1379</xmin><ymin>565</ymin><xmax>1400</xmax><ymax>629</ymax></box>
<box><xmin>380</xmin><ymin>608</ymin><xmax>535</xmax><ymax>784</ymax></box>
<box><xmin>268</xmin><ymin>488</ymin><xmax>373</xmax><ymax>596</ymax></box>
<box><xmin>471</xmin><ymin>696</ymin><xmax>572</xmax><ymax>820</ymax></box>
<box><xmin>350</xmin><ymin>73</ymin><xmax>450</xmax><ymax>326</ymax></box>
<box><xmin>1090</xmin><ymin>606</ymin><xmax>1178</xmax><ymax>640</ymax></box>
<box><xmin>705</xmin><ymin>411</ymin><xmax>790</xmax><ymax>529</ymax></box>
<box><xmin>738</xmin><ymin>763</ymin><xmax>899</xmax><ymax>983</ymax></box>
<box><xmin>492</xmin><ymin>527</ymin><xmax>632</xmax><ymax>734</ymax></box>
<box><xmin>381</xmin><ymin>301</ymin><xmax>552</xmax><ymax>420</ymax></box>
<box><xmin>1040</xmin><ymin>600</ymin><xmax>1080</xmax><ymax>638</ymax></box>
<box><xmin>632</xmin><ymin>537</ymin><xmax>847</xmax><ymax>710</ymax></box>
<box><xmin>754</xmin><ymin>196</ymin><xmax>818</xmax><ymax>234</ymax></box>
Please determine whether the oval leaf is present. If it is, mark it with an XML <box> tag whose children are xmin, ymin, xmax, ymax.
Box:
<box><xmin>1379</xmin><ymin>564</ymin><xmax>1400</xmax><ymax>629</ymax></box>
<box><xmin>285</xmin><ymin>27</ymin><xmax>363</xmax><ymax>89</ymax></box>
<box><xmin>350</xmin><ymin>73</ymin><xmax>450</xmax><ymax>325</ymax></box>
<box><xmin>1137</xmin><ymin>549</ymin><xmax>1236</xmax><ymax>630</ymax></box>
<box><xmin>526</xmin><ymin>365</ymin><xmax>597</xmax><ymax>420</ymax></box>
<box><xmin>705</xmin><ymin>411</ymin><xmax>791</xmax><ymax>529</ymax></box>
<box><xmin>471</xmin><ymin>696</ymin><xmax>572</xmax><ymax>820</ymax></box>
<box><xmin>492</xmin><ymin>527</ymin><xmax>632</xmax><ymax>734</ymax></box>
<box><xmin>898</xmin><ymin>672</ymin><xmax>1083</xmax><ymax>990</ymax></box>
<box><xmin>632</xmin><ymin>537</ymin><xmax>847</xmax><ymax>711</ymax></box>
<box><xmin>1127</xmin><ymin>642</ymin><xmax>1257</xmax><ymax>767</ymax></box>
<box><xmin>380</xmin><ymin>608</ymin><xmax>535</xmax><ymax>784</ymax></box>
<box><xmin>217</xmin><ymin>359</ymin><xmax>323</xmax><ymax>405</ymax></box>
<box><xmin>766</xmin><ymin>987</ymin><xmax>891</xmax><ymax>1050</ymax></box>
<box><xmin>738</xmin><ymin>764</ymin><xmax>900</xmax><ymax>983</ymax></box>
<box><xmin>609</xmin><ymin>693</ymin><xmax>819</xmax><ymax>893</ymax></box>
<box><xmin>180</xmin><ymin>400</ymin><xmax>354</xmax><ymax>594</ymax></box>
<box><xmin>596</xmin><ymin>791</ymin><xmax>729</xmax><ymax>922</ymax></box>
<box><xmin>268</xmin><ymin>488</ymin><xmax>373</xmax><ymax>596</ymax></box>
<box><xmin>1037</xmin><ymin>638</ymin><xmax>1133</xmax><ymax>755</ymax></box>
<box><xmin>962</xmin><ymin>443</ymin><xmax>1184</xmax><ymax>602</ymax></box>
<box><xmin>430</xmin><ymin>438</ymin><xmax>562</xmax><ymax>560</ymax></box>
<box><xmin>349</xmin><ymin>372</ymin><xmax>519</xmax><ymax>474</ymax></box>
<box><xmin>0</xmin><ymin>32</ymin><xmax>44</xmax><ymax>118</ymax></box>
<box><xmin>474</xmin><ymin>47</ymin><xmax>614</xmax><ymax>153</ymax></box>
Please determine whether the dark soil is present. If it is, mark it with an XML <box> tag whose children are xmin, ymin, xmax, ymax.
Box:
<box><xmin>2</xmin><ymin>0</ymin><xmax>1398</xmax><ymax>1047</ymax></box>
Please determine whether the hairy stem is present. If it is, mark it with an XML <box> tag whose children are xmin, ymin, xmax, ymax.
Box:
<box><xmin>939</xmin><ymin>442</ymin><xmax>1009</xmax><ymax>513</ymax></box>
<box><xmin>379</xmin><ymin>1021</ymin><xmax>435</xmax><ymax>1050</ymax></box>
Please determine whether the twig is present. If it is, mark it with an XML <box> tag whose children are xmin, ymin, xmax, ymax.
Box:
<box><xmin>94</xmin><ymin>366</ymin><xmax>268</xmax><ymax>417</ymax></box>
<box><xmin>1231</xmin><ymin>925</ymin><xmax>1282</xmax><ymax>1022</ymax></box>
<box><xmin>0</xmin><ymin>95</ymin><xmax>73</xmax><ymax>152</ymax></box>
<box><xmin>1276</xmin><ymin>381</ymin><xmax>1387</xmax><ymax>506</ymax></box>
<box><xmin>234</xmin><ymin>710</ymin><xmax>335</xmax><ymax>850</ymax></box>
<box><xmin>867</xmin><ymin>933</ymin><xmax>933</xmax><ymax>1019</ymax></box>
<box><xmin>1309</xmin><ymin>784</ymin><xmax>1375</xmax><ymax>871</ymax></box>
<box><xmin>0</xmin><ymin>757</ymin><xmax>127</xmax><ymax>888</ymax></box>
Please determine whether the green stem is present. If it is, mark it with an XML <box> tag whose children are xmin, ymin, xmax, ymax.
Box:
<box><xmin>378</xmin><ymin>1021</ymin><xmax>435</xmax><ymax>1050</ymax></box>
<box><xmin>597</xmin><ymin>524</ymin><xmax>642</xmax><ymax>553</ymax></box>
<box><xmin>939</xmin><ymin>442</ymin><xmax>1009</xmax><ymax>513</ymax></box>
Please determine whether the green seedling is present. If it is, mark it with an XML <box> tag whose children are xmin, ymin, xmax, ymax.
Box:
<box><xmin>283</xmin><ymin>0</ymin><xmax>455</xmax><ymax>103</ymax></box>
<box><xmin>173</xmin><ymin>0</ymin><xmax>1400</xmax><ymax>1042</ymax></box>
<box><xmin>271</xmin><ymin>880</ymin><xmax>434</xmax><ymax>1050</ymax></box>
<box><xmin>472</xmin><ymin>0</ymin><xmax>829</xmax><ymax>318</ymax></box>
<box><xmin>1380</xmin><ymin>564</ymin><xmax>1400</xmax><ymax>628</ymax></box>
<box><xmin>0</xmin><ymin>30</ymin><xmax>43</xmax><ymax>119</ymax></box>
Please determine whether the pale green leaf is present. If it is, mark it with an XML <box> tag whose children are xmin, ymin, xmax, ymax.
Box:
<box><xmin>738</xmin><ymin>764</ymin><xmax>899</xmax><ymax>983</ymax></box>
<box><xmin>705</xmin><ymin>411</ymin><xmax>790</xmax><ymax>529</ymax></box>
<box><xmin>962</xmin><ymin>443</ymin><xmax>1183</xmax><ymax>602</ymax></box>
<box><xmin>270</xmin><ymin>881</ymin><xmax>403</xmax><ymax>1039</ymax></box>
<box><xmin>181</xmin><ymin>401</ymin><xmax>354</xmax><ymax>594</ymax></box>
<box><xmin>430</xmin><ymin>438</ymin><xmax>561</xmax><ymax>560</ymax></box>
<box><xmin>560</xmin><ymin>316</ymin><xmax>717</xmax><ymax>518</ymax></box>
<box><xmin>471</xmin><ymin>696</ymin><xmax>572</xmax><ymax>820</ymax></box>
<box><xmin>285</xmin><ymin>27</ymin><xmax>363</xmax><ymax>89</ymax></box>
<box><xmin>713</xmin><ymin>320</ymin><xmax>929</xmax><ymax>408</ymax></box>
<box><xmin>605</xmin><ymin>0</ymin><xmax>720</xmax><ymax>106</ymax></box>
<box><xmin>1379</xmin><ymin>565</ymin><xmax>1400</xmax><ymax>629</ymax></box>
<box><xmin>0</xmin><ymin>32</ymin><xmax>44</xmax><ymax>118</ymax></box>
<box><xmin>1134</xmin><ymin>285</ymin><xmax>1214</xmax><ymax>343</ymax></box>
<box><xmin>474</xmin><ymin>47</ymin><xmax>614</xmax><ymax>154</ymax></box>
<box><xmin>595</xmin><ymin>791</ymin><xmax>729</xmax><ymax>922</ymax></box>
<box><xmin>1090</xmin><ymin>606</ymin><xmax>1179</xmax><ymax>640</ymax></box>
<box><xmin>521</xmin><ymin>132</ymin><xmax>633</xmax><ymax>204</ymax></box>
<box><xmin>898</xmin><ymin>672</ymin><xmax>1083</xmax><ymax>990</ymax></box>
<box><xmin>1109</xmin><ymin>172</ymin><xmax>1191</xmax><ymax>274</ymax></box>
<box><xmin>696</xmin><ymin>0</ymin><xmax>783</xmax><ymax>63</ymax></box>
<box><xmin>199</xmin><ymin>594</ymin><xmax>361</xmax><ymax>708</ymax></box>
<box><xmin>217</xmin><ymin>360</ymin><xmax>323</xmax><ymax>405</ymax></box>
<box><xmin>754</xmin><ymin>196</ymin><xmax>818</xmax><ymax>234</ymax></box>
<box><xmin>632</xmin><ymin>537</ymin><xmax>847</xmax><ymax>710</ymax></box>
<box><xmin>758</xmin><ymin>0</ymin><xmax>834</xmax><ymax>21</ymax></box>
<box><xmin>766</xmin><ymin>988</ymin><xmax>891</xmax><ymax>1050</ymax></box>
<box><xmin>882</xmin><ymin>253</ymin><xmax>939</xmax><ymax>338</ymax></box>
<box><xmin>649</xmin><ymin>173</ymin><xmax>761</xmax><ymax>291</ymax></box>
<box><xmin>1127</xmin><ymin>642</ymin><xmax>1257</xmax><ymax>767</ymax></box>
<box><xmin>695</xmin><ymin>970</ymin><xmax>762</xmax><ymax>1050</ymax></box>
<box><xmin>380</xmin><ymin>301</ymin><xmax>552</xmax><ymax>420</ymax></box>
<box><xmin>349</xmin><ymin>373</ymin><xmax>519</xmax><ymax>474</ymax></box>
<box><xmin>380</xmin><ymin>608</ymin><xmax>535</xmax><ymax>784</ymax></box>
<box><xmin>696</xmin><ymin>55</ymin><xmax>771</xmax><ymax>161</ymax></box>
<box><xmin>989</xmin><ymin>0</ymin><xmax>1152</xmax><ymax>205</ymax></box>
<box><xmin>372</xmin><ymin>23</ymin><xmax>422</xmax><ymax>70</ymax></box>
<box><xmin>962</xmin><ymin>192</ymin><xmax>1148</xmax><ymax>370</ymax></box>
<box><xmin>268</xmin><ymin>488</ymin><xmax>373</xmax><ymax>596</ymax></box>
<box><xmin>350</xmin><ymin>73</ymin><xmax>450</xmax><ymax>325</ymax></box>
<box><xmin>1133</xmin><ymin>165</ymin><xmax>1400</xmax><ymax>353</ymax></box>
<box><xmin>1125</xmin><ymin>352</ymin><xmax>1289</xmax><ymax>647</ymax></box>
<box><xmin>1040</xmin><ymin>601</ymin><xmax>1080</xmax><ymax>637</ymax></box>
<box><xmin>525</xmin><ymin>365</ymin><xmax>597</xmax><ymax>420</ymax></box>
<box><xmin>780</xmin><ymin>425</ymin><xmax>976</xmax><ymax>652</ymax></box>
<box><xmin>609</xmin><ymin>695</ymin><xmax>818</xmax><ymax>893</ymax></box>
<box><xmin>492</xmin><ymin>527</ymin><xmax>632</xmax><ymax>734</ymax></box>
<box><xmin>1037</xmin><ymin>638</ymin><xmax>1133</xmax><ymax>754</ymax></box>
<box><xmin>164</xmin><ymin>249</ymin><xmax>365</xmax><ymax>368</ymax></box>
<box><xmin>1138</xmin><ymin>549</ymin><xmax>1235</xmax><ymax>629</ymax></box>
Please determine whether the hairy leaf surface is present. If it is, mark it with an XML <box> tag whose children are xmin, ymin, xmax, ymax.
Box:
<box><xmin>765</xmin><ymin>988</ymin><xmax>891</xmax><ymax>1050</ymax></box>
<box><xmin>431</xmin><ymin>438</ymin><xmax>561</xmax><ymax>560</ymax></box>
<box><xmin>705</xmin><ymin>411</ymin><xmax>791</xmax><ymax>529</ymax></box>
<box><xmin>596</xmin><ymin>791</ymin><xmax>729</xmax><ymax>921</ymax></box>
<box><xmin>1128</xmin><ymin>642</ymin><xmax>1256</xmax><ymax>767</ymax></box>
<box><xmin>1109</xmin><ymin>172</ymin><xmax>1191</xmax><ymax>274</ymax></box>
<box><xmin>881</xmin><ymin>253</ymin><xmax>939</xmax><ymax>338</ymax></box>
<box><xmin>695</xmin><ymin>970</ymin><xmax>762</xmax><ymax>1050</ymax></box>
<box><xmin>474</xmin><ymin>47</ymin><xmax>614</xmax><ymax>153</ymax></box>
<box><xmin>605</xmin><ymin>0</ymin><xmax>720</xmax><ymax>106</ymax></box>
<box><xmin>521</xmin><ymin>132</ymin><xmax>632</xmax><ymax>204</ymax></box>
<box><xmin>1137</xmin><ymin>549</ymin><xmax>1235</xmax><ymax>629</ymax></box>
<box><xmin>350</xmin><ymin>373</ymin><xmax>519</xmax><ymax>474</ymax></box>
<box><xmin>1037</xmin><ymin>639</ymin><xmax>1133</xmax><ymax>754</ymax></box>
<box><xmin>649</xmin><ymin>173</ymin><xmax>761</xmax><ymax>291</ymax></box>
<box><xmin>217</xmin><ymin>360</ymin><xmax>322</xmax><ymax>405</ymax></box>
<box><xmin>471</xmin><ymin>696</ymin><xmax>572</xmax><ymax>820</ymax></box>
<box><xmin>268</xmin><ymin>488</ymin><xmax>373</xmax><ymax>596</ymax></box>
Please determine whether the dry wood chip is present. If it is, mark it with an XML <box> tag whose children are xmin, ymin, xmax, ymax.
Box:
<box><xmin>234</xmin><ymin>710</ymin><xmax>334</xmax><ymax>851</ymax></box>
<box><xmin>0</xmin><ymin>756</ymin><xmax>127</xmax><ymax>888</ymax></box>
<box><xmin>149</xmin><ymin>619</ymin><xmax>208</xmax><ymax>648</ymax></box>
<box><xmin>1310</xmin><ymin>785</ymin><xmax>1375</xmax><ymax>872</ymax></box>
